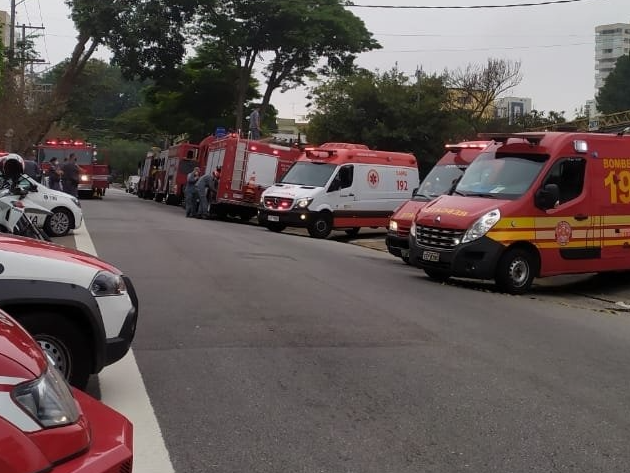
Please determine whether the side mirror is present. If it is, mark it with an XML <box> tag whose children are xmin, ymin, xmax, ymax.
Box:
<box><xmin>29</xmin><ymin>184</ymin><xmax>38</xmax><ymax>192</ymax></box>
<box><xmin>328</xmin><ymin>178</ymin><xmax>341</xmax><ymax>193</ymax></box>
<box><xmin>535</xmin><ymin>183</ymin><xmax>560</xmax><ymax>210</ymax></box>
<box><xmin>411</xmin><ymin>187</ymin><xmax>419</xmax><ymax>197</ymax></box>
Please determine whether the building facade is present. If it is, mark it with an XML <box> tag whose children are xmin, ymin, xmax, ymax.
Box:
<box><xmin>494</xmin><ymin>97</ymin><xmax>532</xmax><ymax>124</ymax></box>
<box><xmin>595</xmin><ymin>22</ymin><xmax>630</xmax><ymax>90</ymax></box>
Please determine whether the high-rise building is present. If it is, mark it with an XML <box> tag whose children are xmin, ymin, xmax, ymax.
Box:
<box><xmin>595</xmin><ymin>22</ymin><xmax>630</xmax><ymax>90</ymax></box>
<box><xmin>0</xmin><ymin>10</ymin><xmax>11</xmax><ymax>49</ymax></box>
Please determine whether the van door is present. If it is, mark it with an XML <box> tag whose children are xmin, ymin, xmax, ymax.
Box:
<box><xmin>535</xmin><ymin>157</ymin><xmax>602</xmax><ymax>274</ymax></box>
<box><xmin>327</xmin><ymin>165</ymin><xmax>355</xmax><ymax>218</ymax></box>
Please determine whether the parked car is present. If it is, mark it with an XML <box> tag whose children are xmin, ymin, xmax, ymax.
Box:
<box><xmin>0</xmin><ymin>233</ymin><xmax>139</xmax><ymax>389</ymax></box>
<box><xmin>0</xmin><ymin>308</ymin><xmax>133</xmax><ymax>473</ymax></box>
<box><xmin>0</xmin><ymin>169</ymin><xmax>83</xmax><ymax>237</ymax></box>
<box><xmin>125</xmin><ymin>175</ymin><xmax>140</xmax><ymax>194</ymax></box>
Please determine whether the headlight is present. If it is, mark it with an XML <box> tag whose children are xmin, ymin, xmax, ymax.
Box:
<box><xmin>389</xmin><ymin>220</ymin><xmax>398</xmax><ymax>232</ymax></box>
<box><xmin>295</xmin><ymin>198</ymin><xmax>313</xmax><ymax>209</ymax></box>
<box><xmin>410</xmin><ymin>221</ymin><xmax>417</xmax><ymax>237</ymax></box>
<box><xmin>260</xmin><ymin>195</ymin><xmax>265</xmax><ymax>205</ymax></box>
<box><xmin>462</xmin><ymin>209</ymin><xmax>501</xmax><ymax>244</ymax></box>
<box><xmin>13</xmin><ymin>363</ymin><xmax>79</xmax><ymax>428</ymax></box>
<box><xmin>90</xmin><ymin>271</ymin><xmax>127</xmax><ymax>296</ymax></box>
<box><xmin>71</xmin><ymin>197</ymin><xmax>81</xmax><ymax>208</ymax></box>
<box><xmin>80</xmin><ymin>174</ymin><xmax>90</xmax><ymax>182</ymax></box>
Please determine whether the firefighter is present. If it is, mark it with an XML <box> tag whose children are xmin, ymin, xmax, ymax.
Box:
<box><xmin>184</xmin><ymin>167</ymin><xmax>200</xmax><ymax>217</ymax></box>
<box><xmin>195</xmin><ymin>172</ymin><xmax>213</xmax><ymax>219</ymax></box>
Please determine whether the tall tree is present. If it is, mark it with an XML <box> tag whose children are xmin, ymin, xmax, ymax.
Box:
<box><xmin>597</xmin><ymin>54</ymin><xmax>630</xmax><ymax>114</ymax></box>
<box><xmin>445</xmin><ymin>58</ymin><xmax>522</xmax><ymax>134</ymax></box>
<box><xmin>307</xmin><ymin>66</ymin><xmax>455</xmax><ymax>169</ymax></box>
<box><xmin>195</xmin><ymin>0</ymin><xmax>379</xmax><ymax>131</ymax></box>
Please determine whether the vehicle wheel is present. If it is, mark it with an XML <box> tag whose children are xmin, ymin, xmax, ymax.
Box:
<box><xmin>308</xmin><ymin>212</ymin><xmax>333</xmax><ymax>239</ymax></box>
<box><xmin>401</xmin><ymin>256</ymin><xmax>410</xmax><ymax>265</ymax></box>
<box><xmin>424</xmin><ymin>267</ymin><xmax>450</xmax><ymax>282</ymax></box>
<box><xmin>495</xmin><ymin>248</ymin><xmax>537</xmax><ymax>295</ymax></box>
<box><xmin>266</xmin><ymin>222</ymin><xmax>286</xmax><ymax>233</ymax></box>
<box><xmin>17</xmin><ymin>312</ymin><xmax>92</xmax><ymax>390</ymax></box>
<box><xmin>154</xmin><ymin>193</ymin><xmax>164</xmax><ymax>203</ymax></box>
<box><xmin>344</xmin><ymin>227</ymin><xmax>360</xmax><ymax>237</ymax></box>
<box><xmin>165</xmin><ymin>193</ymin><xmax>180</xmax><ymax>206</ymax></box>
<box><xmin>44</xmin><ymin>208</ymin><xmax>73</xmax><ymax>237</ymax></box>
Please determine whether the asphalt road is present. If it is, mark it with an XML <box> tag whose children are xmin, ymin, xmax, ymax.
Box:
<box><xmin>81</xmin><ymin>189</ymin><xmax>630</xmax><ymax>473</ymax></box>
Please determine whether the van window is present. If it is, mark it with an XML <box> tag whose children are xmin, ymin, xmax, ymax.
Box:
<box><xmin>280</xmin><ymin>162</ymin><xmax>336</xmax><ymax>187</ymax></box>
<box><xmin>542</xmin><ymin>158</ymin><xmax>586</xmax><ymax>204</ymax></box>
<box><xmin>328</xmin><ymin>165</ymin><xmax>354</xmax><ymax>192</ymax></box>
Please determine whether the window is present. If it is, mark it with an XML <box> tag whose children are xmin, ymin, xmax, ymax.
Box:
<box><xmin>327</xmin><ymin>165</ymin><xmax>353</xmax><ymax>192</ymax></box>
<box><xmin>542</xmin><ymin>158</ymin><xmax>586</xmax><ymax>205</ymax></box>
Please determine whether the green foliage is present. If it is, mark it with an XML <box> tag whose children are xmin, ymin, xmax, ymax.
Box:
<box><xmin>307</xmin><ymin>67</ymin><xmax>456</xmax><ymax>170</ymax></box>
<box><xmin>597</xmin><ymin>54</ymin><xmax>630</xmax><ymax>114</ymax></box>
<box><xmin>98</xmin><ymin>138</ymin><xmax>156</xmax><ymax>181</ymax></box>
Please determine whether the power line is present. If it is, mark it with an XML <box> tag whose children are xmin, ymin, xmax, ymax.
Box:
<box><xmin>372</xmin><ymin>41</ymin><xmax>592</xmax><ymax>53</ymax></box>
<box><xmin>347</xmin><ymin>0</ymin><xmax>603</xmax><ymax>8</ymax></box>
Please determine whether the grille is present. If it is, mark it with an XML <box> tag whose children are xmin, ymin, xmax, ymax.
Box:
<box><xmin>417</xmin><ymin>225</ymin><xmax>465</xmax><ymax>250</ymax></box>
<box><xmin>264</xmin><ymin>197</ymin><xmax>293</xmax><ymax>210</ymax></box>
<box><xmin>119</xmin><ymin>459</ymin><xmax>133</xmax><ymax>473</ymax></box>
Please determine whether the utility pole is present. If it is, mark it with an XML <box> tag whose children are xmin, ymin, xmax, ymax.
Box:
<box><xmin>9</xmin><ymin>0</ymin><xmax>16</xmax><ymax>61</ymax></box>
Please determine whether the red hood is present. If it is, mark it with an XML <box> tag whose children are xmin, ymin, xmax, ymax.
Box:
<box><xmin>0</xmin><ymin>234</ymin><xmax>119</xmax><ymax>273</ymax></box>
<box><xmin>391</xmin><ymin>199</ymin><xmax>429</xmax><ymax>225</ymax></box>
<box><xmin>0</xmin><ymin>310</ymin><xmax>46</xmax><ymax>379</ymax></box>
<box><xmin>416</xmin><ymin>195</ymin><xmax>510</xmax><ymax>229</ymax></box>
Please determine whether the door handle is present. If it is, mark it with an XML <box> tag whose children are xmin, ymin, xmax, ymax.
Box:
<box><xmin>574</xmin><ymin>214</ymin><xmax>588</xmax><ymax>221</ymax></box>
<box><xmin>340</xmin><ymin>193</ymin><xmax>355</xmax><ymax>197</ymax></box>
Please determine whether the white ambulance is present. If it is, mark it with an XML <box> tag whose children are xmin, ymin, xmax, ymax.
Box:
<box><xmin>258</xmin><ymin>143</ymin><xmax>419</xmax><ymax>238</ymax></box>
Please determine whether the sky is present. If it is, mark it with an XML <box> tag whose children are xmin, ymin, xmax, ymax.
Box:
<box><xmin>1</xmin><ymin>0</ymin><xmax>628</xmax><ymax>122</ymax></box>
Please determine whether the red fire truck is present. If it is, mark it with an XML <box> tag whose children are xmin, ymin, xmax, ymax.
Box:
<box><xmin>155</xmin><ymin>142</ymin><xmax>201</xmax><ymax>205</ymax></box>
<box><xmin>137</xmin><ymin>147</ymin><xmax>161</xmax><ymax>199</ymax></box>
<box><xmin>35</xmin><ymin>139</ymin><xmax>109</xmax><ymax>198</ymax></box>
<box><xmin>199</xmin><ymin>135</ymin><xmax>302</xmax><ymax>220</ymax></box>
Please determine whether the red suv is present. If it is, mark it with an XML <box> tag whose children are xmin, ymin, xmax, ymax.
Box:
<box><xmin>0</xmin><ymin>308</ymin><xmax>133</xmax><ymax>472</ymax></box>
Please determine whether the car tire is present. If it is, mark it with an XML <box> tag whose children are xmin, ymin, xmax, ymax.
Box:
<box><xmin>495</xmin><ymin>248</ymin><xmax>537</xmax><ymax>295</ymax></box>
<box><xmin>16</xmin><ymin>311</ymin><xmax>92</xmax><ymax>390</ymax></box>
<box><xmin>308</xmin><ymin>212</ymin><xmax>333</xmax><ymax>239</ymax></box>
<box><xmin>401</xmin><ymin>256</ymin><xmax>410</xmax><ymax>265</ymax></box>
<box><xmin>44</xmin><ymin>207</ymin><xmax>73</xmax><ymax>237</ymax></box>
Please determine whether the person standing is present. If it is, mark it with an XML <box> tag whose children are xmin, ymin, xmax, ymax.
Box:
<box><xmin>184</xmin><ymin>167</ymin><xmax>200</xmax><ymax>217</ymax></box>
<box><xmin>195</xmin><ymin>172</ymin><xmax>213</xmax><ymax>219</ymax></box>
<box><xmin>61</xmin><ymin>153</ymin><xmax>85</xmax><ymax>198</ymax></box>
<box><xmin>249</xmin><ymin>106</ymin><xmax>261</xmax><ymax>140</ymax></box>
<box><xmin>23</xmin><ymin>151</ymin><xmax>41</xmax><ymax>181</ymax></box>
<box><xmin>47</xmin><ymin>157</ymin><xmax>62</xmax><ymax>191</ymax></box>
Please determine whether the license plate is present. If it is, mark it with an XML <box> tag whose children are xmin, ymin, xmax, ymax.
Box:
<box><xmin>268</xmin><ymin>215</ymin><xmax>280</xmax><ymax>222</ymax></box>
<box><xmin>422</xmin><ymin>250</ymin><xmax>440</xmax><ymax>262</ymax></box>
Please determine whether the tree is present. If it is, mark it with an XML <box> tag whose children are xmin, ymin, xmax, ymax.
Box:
<box><xmin>307</xmin><ymin>66</ymin><xmax>456</xmax><ymax>170</ymax></box>
<box><xmin>195</xmin><ymin>0</ymin><xmax>379</xmax><ymax>130</ymax></box>
<box><xmin>445</xmin><ymin>58</ymin><xmax>522</xmax><ymax>134</ymax></box>
<box><xmin>597</xmin><ymin>54</ymin><xmax>630</xmax><ymax>114</ymax></box>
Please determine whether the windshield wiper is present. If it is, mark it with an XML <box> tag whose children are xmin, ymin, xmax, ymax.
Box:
<box><xmin>465</xmin><ymin>192</ymin><xmax>498</xmax><ymax>198</ymax></box>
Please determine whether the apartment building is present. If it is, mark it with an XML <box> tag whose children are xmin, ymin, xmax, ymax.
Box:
<box><xmin>494</xmin><ymin>96</ymin><xmax>532</xmax><ymax>124</ymax></box>
<box><xmin>595</xmin><ymin>22</ymin><xmax>630</xmax><ymax>90</ymax></box>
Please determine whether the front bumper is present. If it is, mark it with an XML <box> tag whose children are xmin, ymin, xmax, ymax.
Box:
<box><xmin>409</xmin><ymin>234</ymin><xmax>505</xmax><ymax>280</ymax></box>
<box><xmin>101</xmin><ymin>276</ymin><xmax>139</xmax><ymax>367</ymax></box>
<box><xmin>257</xmin><ymin>207</ymin><xmax>315</xmax><ymax>227</ymax></box>
<box><xmin>55</xmin><ymin>389</ymin><xmax>133</xmax><ymax>473</ymax></box>
<box><xmin>385</xmin><ymin>231</ymin><xmax>410</xmax><ymax>258</ymax></box>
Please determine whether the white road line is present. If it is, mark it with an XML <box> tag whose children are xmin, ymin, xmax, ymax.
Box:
<box><xmin>74</xmin><ymin>224</ymin><xmax>175</xmax><ymax>473</ymax></box>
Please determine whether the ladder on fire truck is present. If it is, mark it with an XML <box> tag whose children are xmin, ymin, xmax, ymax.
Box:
<box><xmin>532</xmin><ymin>109</ymin><xmax>630</xmax><ymax>133</ymax></box>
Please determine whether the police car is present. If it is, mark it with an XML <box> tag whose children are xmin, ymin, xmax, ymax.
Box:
<box><xmin>0</xmin><ymin>170</ymin><xmax>83</xmax><ymax>237</ymax></box>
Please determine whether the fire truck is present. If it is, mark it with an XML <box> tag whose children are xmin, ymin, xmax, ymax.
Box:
<box><xmin>199</xmin><ymin>135</ymin><xmax>302</xmax><ymax>220</ymax></box>
<box><xmin>137</xmin><ymin>147</ymin><xmax>161</xmax><ymax>199</ymax></box>
<box><xmin>35</xmin><ymin>139</ymin><xmax>109</xmax><ymax>198</ymax></box>
<box><xmin>156</xmin><ymin>142</ymin><xmax>201</xmax><ymax>205</ymax></box>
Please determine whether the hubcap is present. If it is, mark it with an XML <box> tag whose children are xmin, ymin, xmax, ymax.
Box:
<box><xmin>50</xmin><ymin>212</ymin><xmax>70</xmax><ymax>235</ymax></box>
<box><xmin>508</xmin><ymin>258</ymin><xmax>529</xmax><ymax>287</ymax></box>
<box><xmin>316</xmin><ymin>220</ymin><xmax>328</xmax><ymax>232</ymax></box>
<box><xmin>36</xmin><ymin>336</ymin><xmax>71</xmax><ymax>378</ymax></box>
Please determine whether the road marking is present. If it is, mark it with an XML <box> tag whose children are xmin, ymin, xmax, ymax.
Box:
<box><xmin>73</xmin><ymin>224</ymin><xmax>175</xmax><ymax>473</ymax></box>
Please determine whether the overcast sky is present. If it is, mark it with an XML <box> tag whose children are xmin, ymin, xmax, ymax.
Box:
<box><xmin>2</xmin><ymin>0</ymin><xmax>627</xmax><ymax>121</ymax></box>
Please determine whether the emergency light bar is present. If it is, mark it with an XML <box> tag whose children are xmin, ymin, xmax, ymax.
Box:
<box><xmin>305</xmin><ymin>148</ymin><xmax>336</xmax><ymax>159</ymax></box>
<box><xmin>43</xmin><ymin>139</ymin><xmax>92</xmax><ymax>147</ymax></box>
<box><xmin>445</xmin><ymin>141</ymin><xmax>491</xmax><ymax>152</ymax></box>
<box><xmin>478</xmin><ymin>133</ymin><xmax>545</xmax><ymax>145</ymax></box>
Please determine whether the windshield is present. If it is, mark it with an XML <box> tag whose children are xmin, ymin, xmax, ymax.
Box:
<box><xmin>415</xmin><ymin>164</ymin><xmax>466</xmax><ymax>200</ymax></box>
<box><xmin>37</xmin><ymin>148</ymin><xmax>94</xmax><ymax>166</ymax></box>
<box><xmin>455</xmin><ymin>151</ymin><xmax>548</xmax><ymax>199</ymax></box>
<box><xmin>280</xmin><ymin>162</ymin><xmax>336</xmax><ymax>187</ymax></box>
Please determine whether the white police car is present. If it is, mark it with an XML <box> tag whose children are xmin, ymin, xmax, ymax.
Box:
<box><xmin>0</xmin><ymin>172</ymin><xmax>83</xmax><ymax>237</ymax></box>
